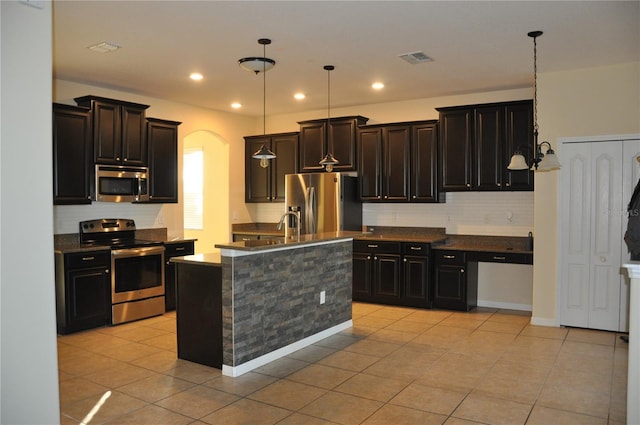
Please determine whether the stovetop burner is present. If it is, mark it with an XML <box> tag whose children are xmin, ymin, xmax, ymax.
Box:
<box><xmin>79</xmin><ymin>218</ymin><xmax>163</xmax><ymax>249</ymax></box>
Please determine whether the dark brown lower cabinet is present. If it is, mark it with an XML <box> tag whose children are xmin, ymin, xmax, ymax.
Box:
<box><xmin>55</xmin><ymin>251</ymin><xmax>111</xmax><ymax>334</ymax></box>
<box><xmin>433</xmin><ymin>250</ymin><xmax>477</xmax><ymax>311</ymax></box>
<box><xmin>164</xmin><ymin>240</ymin><xmax>195</xmax><ymax>311</ymax></box>
<box><xmin>353</xmin><ymin>241</ymin><xmax>430</xmax><ymax>307</ymax></box>
<box><xmin>176</xmin><ymin>262</ymin><xmax>222</xmax><ymax>369</ymax></box>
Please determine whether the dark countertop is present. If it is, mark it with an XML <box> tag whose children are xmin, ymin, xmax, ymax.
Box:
<box><xmin>231</xmin><ymin>222</ymin><xmax>284</xmax><ymax>237</ymax></box>
<box><xmin>170</xmin><ymin>253</ymin><xmax>222</xmax><ymax>266</ymax></box>
<box><xmin>215</xmin><ymin>231</ymin><xmax>365</xmax><ymax>252</ymax></box>
<box><xmin>54</xmin><ymin>229</ymin><xmax>197</xmax><ymax>254</ymax></box>
<box><xmin>432</xmin><ymin>234</ymin><xmax>532</xmax><ymax>254</ymax></box>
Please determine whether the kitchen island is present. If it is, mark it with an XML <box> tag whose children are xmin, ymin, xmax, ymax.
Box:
<box><xmin>172</xmin><ymin>232</ymin><xmax>361</xmax><ymax>376</ymax></box>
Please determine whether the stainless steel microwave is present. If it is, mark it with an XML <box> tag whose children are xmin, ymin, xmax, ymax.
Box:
<box><xmin>94</xmin><ymin>165</ymin><xmax>149</xmax><ymax>202</ymax></box>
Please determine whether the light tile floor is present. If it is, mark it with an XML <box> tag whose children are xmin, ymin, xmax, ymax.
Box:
<box><xmin>58</xmin><ymin>303</ymin><xmax>628</xmax><ymax>424</ymax></box>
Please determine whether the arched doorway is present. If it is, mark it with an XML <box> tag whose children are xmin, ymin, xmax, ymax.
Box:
<box><xmin>183</xmin><ymin>130</ymin><xmax>230</xmax><ymax>253</ymax></box>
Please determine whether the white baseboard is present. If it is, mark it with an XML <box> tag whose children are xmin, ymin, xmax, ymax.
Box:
<box><xmin>530</xmin><ymin>316</ymin><xmax>560</xmax><ymax>327</ymax></box>
<box><xmin>222</xmin><ymin>320</ymin><xmax>353</xmax><ymax>377</ymax></box>
<box><xmin>477</xmin><ymin>300</ymin><xmax>532</xmax><ymax>312</ymax></box>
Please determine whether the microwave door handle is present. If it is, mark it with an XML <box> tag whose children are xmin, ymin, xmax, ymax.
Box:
<box><xmin>135</xmin><ymin>178</ymin><xmax>141</xmax><ymax>201</ymax></box>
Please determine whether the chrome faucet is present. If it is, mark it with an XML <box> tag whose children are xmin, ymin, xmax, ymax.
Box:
<box><xmin>277</xmin><ymin>210</ymin><xmax>301</xmax><ymax>240</ymax></box>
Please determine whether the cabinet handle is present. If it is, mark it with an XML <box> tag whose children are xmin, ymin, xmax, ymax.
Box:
<box><xmin>82</xmin><ymin>256</ymin><xmax>95</xmax><ymax>261</ymax></box>
<box><xmin>367</xmin><ymin>244</ymin><xmax>378</xmax><ymax>248</ymax></box>
<box><xmin>493</xmin><ymin>256</ymin><xmax>506</xmax><ymax>260</ymax></box>
<box><xmin>466</xmin><ymin>183</ymin><xmax>471</xmax><ymax>188</ymax></box>
<box><xmin>461</xmin><ymin>269</ymin><xmax>465</xmax><ymax>273</ymax></box>
<box><xmin>374</xmin><ymin>256</ymin><xmax>378</xmax><ymax>260</ymax></box>
<box><xmin>384</xmin><ymin>196</ymin><xmax>388</xmax><ymax>199</ymax></box>
<box><xmin>410</xmin><ymin>246</ymin><xmax>422</xmax><ymax>251</ymax></box>
<box><xmin>377</xmin><ymin>196</ymin><xmax>381</xmax><ymax>199</ymax></box>
<box><xmin>175</xmin><ymin>247</ymin><xmax>185</xmax><ymax>251</ymax></box>
<box><xmin>506</xmin><ymin>183</ymin><xmax>511</xmax><ymax>187</ymax></box>
<box><xmin>497</xmin><ymin>183</ymin><xmax>502</xmax><ymax>187</ymax></box>
<box><xmin>367</xmin><ymin>256</ymin><xmax>371</xmax><ymax>260</ymax></box>
<box><xmin>116</xmin><ymin>157</ymin><xmax>121</xmax><ymax>161</ymax></box>
<box><xmin>412</xmin><ymin>195</ymin><xmax>416</xmax><ymax>199</ymax></box>
<box><xmin>403</xmin><ymin>258</ymin><xmax>407</xmax><ymax>262</ymax></box>
<box><xmin>444</xmin><ymin>254</ymin><xmax>455</xmax><ymax>259</ymax></box>
<box><xmin>105</xmin><ymin>269</ymin><xmax>110</xmax><ymax>274</ymax></box>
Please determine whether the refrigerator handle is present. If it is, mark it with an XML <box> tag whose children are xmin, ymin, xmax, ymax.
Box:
<box><xmin>306</xmin><ymin>186</ymin><xmax>317</xmax><ymax>234</ymax></box>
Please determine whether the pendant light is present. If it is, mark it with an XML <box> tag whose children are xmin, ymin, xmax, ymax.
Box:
<box><xmin>240</xmin><ymin>38</ymin><xmax>276</xmax><ymax>168</ymax></box>
<box><xmin>319</xmin><ymin>65</ymin><xmax>339</xmax><ymax>172</ymax></box>
<box><xmin>507</xmin><ymin>31</ymin><xmax>561</xmax><ymax>172</ymax></box>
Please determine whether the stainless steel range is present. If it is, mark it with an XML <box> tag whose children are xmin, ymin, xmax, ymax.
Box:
<box><xmin>80</xmin><ymin>218</ymin><xmax>165</xmax><ymax>324</ymax></box>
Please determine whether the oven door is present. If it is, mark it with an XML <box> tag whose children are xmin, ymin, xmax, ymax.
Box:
<box><xmin>111</xmin><ymin>246</ymin><xmax>165</xmax><ymax>304</ymax></box>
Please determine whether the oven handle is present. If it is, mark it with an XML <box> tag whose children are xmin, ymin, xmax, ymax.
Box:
<box><xmin>111</xmin><ymin>245</ymin><xmax>165</xmax><ymax>258</ymax></box>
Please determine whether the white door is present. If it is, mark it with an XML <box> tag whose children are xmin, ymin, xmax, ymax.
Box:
<box><xmin>560</xmin><ymin>140</ymin><xmax>640</xmax><ymax>331</ymax></box>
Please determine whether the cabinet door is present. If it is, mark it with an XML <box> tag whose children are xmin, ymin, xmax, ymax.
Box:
<box><xmin>504</xmin><ymin>101</ymin><xmax>534</xmax><ymax>190</ymax></box>
<box><xmin>53</xmin><ymin>104</ymin><xmax>92</xmax><ymax>205</ymax></box>
<box><xmin>164</xmin><ymin>241</ymin><xmax>195</xmax><ymax>312</ymax></box>
<box><xmin>329</xmin><ymin>119</ymin><xmax>358</xmax><ymax>171</ymax></box>
<box><xmin>382</xmin><ymin>126</ymin><xmax>410</xmax><ymax>201</ymax></box>
<box><xmin>358</xmin><ymin>128</ymin><xmax>382</xmax><ymax>201</ymax></box>
<box><xmin>411</xmin><ymin>123</ymin><xmax>439</xmax><ymax>202</ymax></box>
<box><xmin>271</xmin><ymin>134</ymin><xmax>299</xmax><ymax>202</ymax></box>
<box><xmin>403</xmin><ymin>255</ymin><xmax>429</xmax><ymax>307</ymax></box>
<box><xmin>434</xmin><ymin>264</ymin><xmax>467</xmax><ymax>310</ymax></box>
<box><xmin>352</xmin><ymin>252</ymin><xmax>372</xmax><ymax>301</ymax></box>
<box><xmin>147</xmin><ymin>119</ymin><xmax>180</xmax><ymax>203</ymax></box>
<box><xmin>121</xmin><ymin>105</ymin><xmax>148</xmax><ymax>166</ymax></box>
<box><xmin>66</xmin><ymin>267</ymin><xmax>110</xmax><ymax>332</ymax></box>
<box><xmin>92</xmin><ymin>100</ymin><xmax>121</xmax><ymax>165</ymax></box>
<box><xmin>373</xmin><ymin>253</ymin><xmax>402</xmax><ymax>302</ymax></box>
<box><xmin>245</xmin><ymin>137</ymin><xmax>272</xmax><ymax>202</ymax></box>
<box><xmin>475</xmin><ymin>106</ymin><xmax>503</xmax><ymax>190</ymax></box>
<box><xmin>440</xmin><ymin>110</ymin><xmax>473</xmax><ymax>191</ymax></box>
<box><xmin>299</xmin><ymin>122</ymin><xmax>325</xmax><ymax>172</ymax></box>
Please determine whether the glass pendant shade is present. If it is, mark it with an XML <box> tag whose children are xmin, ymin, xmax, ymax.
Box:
<box><xmin>537</xmin><ymin>149</ymin><xmax>561</xmax><ymax>171</ymax></box>
<box><xmin>252</xmin><ymin>144</ymin><xmax>276</xmax><ymax>168</ymax></box>
<box><xmin>507</xmin><ymin>153</ymin><xmax>529</xmax><ymax>170</ymax></box>
<box><xmin>319</xmin><ymin>152</ymin><xmax>339</xmax><ymax>172</ymax></box>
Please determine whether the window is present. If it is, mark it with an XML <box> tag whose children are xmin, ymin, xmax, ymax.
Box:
<box><xmin>183</xmin><ymin>148</ymin><xmax>203</xmax><ymax>229</ymax></box>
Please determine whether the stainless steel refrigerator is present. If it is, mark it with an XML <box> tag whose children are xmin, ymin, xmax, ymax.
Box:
<box><xmin>283</xmin><ymin>172</ymin><xmax>362</xmax><ymax>237</ymax></box>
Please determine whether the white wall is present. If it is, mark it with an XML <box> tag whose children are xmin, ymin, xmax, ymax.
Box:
<box><xmin>1</xmin><ymin>1</ymin><xmax>60</xmax><ymax>423</ymax></box>
<box><xmin>533</xmin><ymin>62</ymin><xmax>640</xmax><ymax>325</ymax></box>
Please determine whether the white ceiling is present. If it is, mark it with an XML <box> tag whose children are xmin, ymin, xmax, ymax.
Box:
<box><xmin>52</xmin><ymin>1</ymin><xmax>640</xmax><ymax>117</ymax></box>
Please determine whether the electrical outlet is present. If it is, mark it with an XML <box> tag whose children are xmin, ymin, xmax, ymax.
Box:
<box><xmin>320</xmin><ymin>291</ymin><xmax>325</xmax><ymax>304</ymax></box>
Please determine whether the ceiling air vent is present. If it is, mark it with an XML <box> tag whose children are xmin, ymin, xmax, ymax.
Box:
<box><xmin>398</xmin><ymin>51</ymin><xmax>433</xmax><ymax>65</ymax></box>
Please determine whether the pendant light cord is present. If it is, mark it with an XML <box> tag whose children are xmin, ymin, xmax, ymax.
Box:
<box><xmin>532</xmin><ymin>34</ymin><xmax>538</xmax><ymax>135</ymax></box>
<box><xmin>263</xmin><ymin>42</ymin><xmax>266</xmax><ymax>136</ymax></box>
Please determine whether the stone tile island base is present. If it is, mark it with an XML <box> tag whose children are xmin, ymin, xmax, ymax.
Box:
<box><xmin>219</xmin><ymin>239</ymin><xmax>353</xmax><ymax>377</ymax></box>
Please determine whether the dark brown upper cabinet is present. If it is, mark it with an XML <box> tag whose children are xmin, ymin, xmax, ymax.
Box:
<box><xmin>75</xmin><ymin>95</ymin><xmax>149</xmax><ymax>166</ymax></box>
<box><xmin>358</xmin><ymin>120</ymin><xmax>441</xmax><ymax>203</ymax></box>
<box><xmin>53</xmin><ymin>103</ymin><xmax>93</xmax><ymax>205</ymax></box>
<box><xmin>437</xmin><ymin>100</ymin><xmax>533</xmax><ymax>192</ymax></box>
<box><xmin>244</xmin><ymin>132</ymin><xmax>299</xmax><ymax>203</ymax></box>
<box><xmin>146</xmin><ymin>118</ymin><xmax>181</xmax><ymax>203</ymax></box>
<box><xmin>298</xmin><ymin>116</ymin><xmax>368</xmax><ymax>172</ymax></box>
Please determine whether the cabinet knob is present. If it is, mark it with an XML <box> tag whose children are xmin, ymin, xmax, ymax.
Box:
<box><xmin>123</xmin><ymin>158</ymin><xmax>128</xmax><ymax>162</ymax></box>
<box><xmin>506</xmin><ymin>183</ymin><xmax>511</xmax><ymax>187</ymax></box>
<box><xmin>166</xmin><ymin>261</ymin><xmax>170</xmax><ymax>265</ymax></box>
<box><xmin>384</xmin><ymin>196</ymin><xmax>388</xmax><ymax>199</ymax></box>
<box><xmin>466</xmin><ymin>183</ymin><xmax>471</xmax><ymax>188</ymax></box>
<box><xmin>377</xmin><ymin>196</ymin><xmax>381</xmax><ymax>199</ymax></box>
<box><xmin>497</xmin><ymin>183</ymin><xmax>501</xmax><ymax>187</ymax></box>
<box><xmin>412</xmin><ymin>195</ymin><xmax>416</xmax><ymax>199</ymax></box>
<box><xmin>105</xmin><ymin>269</ymin><xmax>110</xmax><ymax>274</ymax></box>
<box><xmin>116</xmin><ymin>157</ymin><xmax>121</xmax><ymax>161</ymax></box>
<box><xmin>374</xmin><ymin>256</ymin><xmax>378</xmax><ymax>260</ymax></box>
<box><xmin>403</xmin><ymin>258</ymin><xmax>407</xmax><ymax>262</ymax></box>
<box><xmin>461</xmin><ymin>268</ymin><xmax>465</xmax><ymax>273</ymax></box>
<box><xmin>367</xmin><ymin>256</ymin><xmax>371</xmax><ymax>260</ymax></box>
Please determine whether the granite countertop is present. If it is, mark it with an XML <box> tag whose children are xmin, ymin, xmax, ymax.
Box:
<box><xmin>54</xmin><ymin>228</ymin><xmax>197</xmax><ymax>254</ymax></box>
<box><xmin>170</xmin><ymin>253</ymin><xmax>222</xmax><ymax>266</ymax></box>
<box><xmin>231</xmin><ymin>222</ymin><xmax>284</xmax><ymax>237</ymax></box>
<box><xmin>215</xmin><ymin>231</ymin><xmax>365</xmax><ymax>252</ymax></box>
<box><xmin>353</xmin><ymin>226</ymin><xmax>532</xmax><ymax>254</ymax></box>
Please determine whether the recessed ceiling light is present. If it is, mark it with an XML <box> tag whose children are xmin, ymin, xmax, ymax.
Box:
<box><xmin>87</xmin><ymin>41</ymin><xmax>121</xmax><ymax>53</ymax></box>
<box><xmin>294</xmin><ymin>93</ymin><xmax>306</xmax><ymax>100</ymax></box>
<box><xmin>231</xmin><ymin>102</ymin><xmax>242</xmax><ymax>109</ymax></box>
<box><xmin>372</xmin><ymin>82</ymin><xmax>384</xmax><ymax>90</ymax></box>
<box><xmin>190</xmin><ymin>72</ymin><xmax>203</xmax><ymax>81</ymax></box>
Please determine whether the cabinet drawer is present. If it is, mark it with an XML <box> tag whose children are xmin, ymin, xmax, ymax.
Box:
<box><xmin>434</xmin><ymin>250</ymin><xmax>465</xmax><ymax>266</ymax></box>
<box><xmin>165</xmin><ymin>241</ymin><xmax>195</xmax><ymax>258</ymax></box>
<box><xmin>354</xmin><ymin>240</ymin><xmax>401</xmax><ymax>254</ymax></box>
<box><xmin>469</xmin><ymin>251</ymin><xmax>532</xmax><ymax>265</ymax></box>
<box><xmin>402</xmin><ymin>242</ymin><xmax>430</xmax><ymax>257</ymax></box>
<box><xmin>66</xmin><ymin>251</ymin><xmax>110</xmax><ymax>269</ymax></box>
